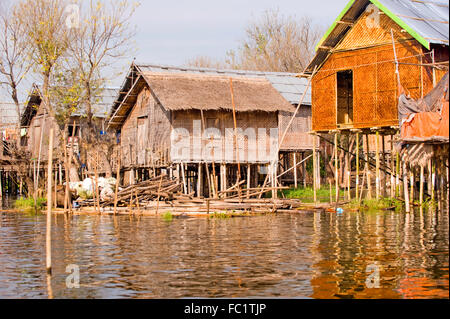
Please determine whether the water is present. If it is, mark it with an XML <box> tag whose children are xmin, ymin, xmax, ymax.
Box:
<box><xmin>0</xmin><ymin>208</ymin><xmax>448</xmax><ymax>299</ymax></box>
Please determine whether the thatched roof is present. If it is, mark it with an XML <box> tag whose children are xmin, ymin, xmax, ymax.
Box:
<box><xmin>108</xmin><ymin>63</ymin><xmax>298</xmax><ymax>129</ymax></box>
<box><xmin>142</xmin><ymin>72</ymin><xmax>294</xmax><ymax>112</ymax></box>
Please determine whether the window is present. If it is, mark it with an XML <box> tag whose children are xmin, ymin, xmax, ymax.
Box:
<box><xmin>337</xmin><ymin>70</ymin><xmax>354</xmax><ymax>125</ymax></box>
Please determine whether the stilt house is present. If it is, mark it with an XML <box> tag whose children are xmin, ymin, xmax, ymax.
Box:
<box><xmin>303</xmin><ymin>0</ymin><xmax>449</xmax><ymax>200</ymax></box>
<box><xmin>107</xmin><ymin>63</ymin><xmax>316</xmax><ymax>194</ymax></box>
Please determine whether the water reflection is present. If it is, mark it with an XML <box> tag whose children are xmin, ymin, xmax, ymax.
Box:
<box><xmin>0</xmin><ymin>208</ymin><xmax>448</xmax><ymax>299</ymax></box>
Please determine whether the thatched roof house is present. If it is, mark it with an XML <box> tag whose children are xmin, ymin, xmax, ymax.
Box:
<box><xmin>108</xmin><ymin>63</ymin><xmax>315</xmax><ymax>171</ymax></box>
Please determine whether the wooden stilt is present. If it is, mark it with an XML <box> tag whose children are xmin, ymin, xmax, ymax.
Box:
<box><xmin>329</xmin><ymin>179</ymin><xmax>333</xmax><ymax>203</ymax></box>
<box><xmin>382</xmin><ymin>135</ymin><xmax>386</xmax><ymax>197</ymax></box>
<box><xmin>334</xmin><ymin>133</ymin><xmax>339</xmax><ymax>203</ymax></box>
<box><xmin>375</xmin><ymin>131</ymin><xmax>380</xmax><ymax>200</ymax></box>
<box><xmin>114</xmin><ymin>148</ymin><xmax>121</xmax><ymax>215</ymax></box>
<box><xmin>403</xmin><ymin>160</ymin><xmax>410</xmax><ymax>213</ymax></box>
<box><xmin>293</xmin><ymin>153</ymin><xmax>298</xmax><ymax>189</ymax></box>
<box><xmin>247</xmin><ymin>164</ymin><xmax>251</xmax><ymax>197</ymax></box>
<box><xmin>365</xmin><ymin>134</ymin><xmax>372</xmax><ymax>199</ymax></box>
<box><xmin>420</xmin><ymin>164</ymin><xmax>424</xmax><ymax>206</ymax></box>
<box><xmin>54</xmin><ymin>166</ymin><xmax>57</xmax><ymax>209</ymax></box>
<box><xmin>46</xmin><ymin>128</ymin><xmax>54</xmax><ymax>275</ymax></box>
<box><xmin>390</xmin><ymin>135</ymin><xmax>395</xmax><ymax>198</ymax></box>
<box><xmin>313</xmin><ymin>135</ymin><xmax>317</xmax><ymax>203</ymax></box>
<box><xmin>396</xmin><ymin>151</ymin><xmax>400</xmax><ymax>198</ymax></box>
<box><xmin>356</xmin><ymin>132</ymin><xmax>360</xmax><ymax>200</ymax></box>
<box><xmin>181</xmin><ymin>163</ymin><xmax>187</xmax><ymax>195</ymax></box>
<box><xmin>431</xmin><ymin>159</ymin><xmax>435</xmax><ymax>202</ymax></box>
<box><xmin>410</xmin><ymin>166</ymin><xmax>415</xmax><ymax>204</ymax></box>
<box><xmin>302</xmin><ymin>152</ymin><xmax>306</xmax><ymax>188</ymax></box>
<box><xmin>197</xmin><ymin>163</ymin><xmax>202</xmax><ymax>197</ymax></box>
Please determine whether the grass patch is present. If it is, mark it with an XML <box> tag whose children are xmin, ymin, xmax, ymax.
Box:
<box><xmin>210</xmin><ymin>212</ymin><xmax>232</xmax><ymax>219</ymax></box>
<box><xmin>281</xmin><ymin>186</ymin><xmax>344</xmax><ymax>203</ymax></box>
<box><xmin>14</xmin><ymin>197</ymin><xmax>46</xmax><ymax>212</ymax></box>
<box><xmin>162</xmin><ymin>211</ymin><xmax>173</xmax><ymax>222</ymax></box>
<box><xmin>346</xmin><ymin>197</ymin><xmax>404</xmax><ymax>213</ymax></box>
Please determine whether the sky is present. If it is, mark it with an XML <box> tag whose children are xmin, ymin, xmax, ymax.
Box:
<box><xmin>1</xmin><ymin>0</ymin><xmax>350</xmax><ymax>101</ymax></box>
<box><xmin>132</xmin><ymin>0</ymin><xmax>349</xmax><ymax>67</ymax></box>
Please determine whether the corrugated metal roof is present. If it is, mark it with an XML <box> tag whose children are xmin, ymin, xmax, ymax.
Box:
<box><xmin>135</xmin><ymin>63</ymin><xmax>311</xmax><ymax>105</ymax></box>
<box><xmin>0</xmin><ymin>102</ymin><xmax>23</xmax><ymax>127</ymax></box>
<box><xmin>378</xmin><ymin>0</ymin><xmax>448</xmax><ymax>46</ymax></box>
<box><xmin>306</xmin><ymin>0</ymin><xmax>449</xmax><ymax>73</ymax></box>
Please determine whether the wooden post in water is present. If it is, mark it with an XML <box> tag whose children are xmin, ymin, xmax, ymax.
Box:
<box><xmin>334</xmin><ymin>133</ymin><xmax>339</xmax><ymax>203</ymax></box>
<box><xmin>293</xmin><ymin>153</ymin><xmax>298</xmax><ymax>189</ymax></box>
<box><xmin>420</xmin><ymin>164</ymin><xmax>424</xmax><ymax>206</ymax></box>
<box><xmin>431</xmin><ymin>160</ymin><xmax>435</xmax><ymax>202</ymax></box>
<box><xmin>390</xmin><ymin>135</ymin><xmax>395</xmax><ymax>198</ymax></box>
<box><xmin>197</xmin><ymin>164</ymin><xmax>202</xmax><ymax>197</ymax></box>
<box><xmin>365</xmin><ymin>134</ymin><xmax>372</xmax><ymax>199</ymax></box>
<box><xmin>94</xmin><ymin>151</ymin><xmax>101</xmax><ymax>214</ymax></box>
<box><xmin>403</xmin><ymin>160</ymin><xmax>410</xmax><ymax>213</ymax></box>
<box><xmin>396</xmin><ymin>151</ymin><xmax>400</xmax><ymax>198</ymax></box>
<box><xmin>46</xmin><ymin>128</ymin><xmax>54</xmax><ymax>275</ymax></box>
<box><xmin>247</xmin><ymin>164</ymin><xmax>251</xmax><ymax>197</ymax></box>
<box><xmin>114</xmin><ymin>148</ymin><xmax>121</xmax><ymax>215</ymax></box>
<box><xmin>376</xmin><ymin>131</ymin><xmax>380</xmax><ymax>200</ymax></box>
<box><xmin>313</xmin><ymin>134</ymin><xmax>317</xmax><ymax>203</ymax></box>
<box><xmin>356</xmin><ymin>132</ymin><xmax>360</xmax><ymax>201</ymax></box>
<box><xmin>410</xmin><ymin>166</ymin><xmax>415</xmax><ymax>204</ymax></box>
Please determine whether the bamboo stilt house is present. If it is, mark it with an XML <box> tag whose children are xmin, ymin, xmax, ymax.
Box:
<box><xmin>107</xmin><ymin>63</ymin><xmax>315</xmax><ymax>193</ymax></box>
<box><xmin>304</xmin><ymin>0</ymin><xmax>448</xmax><ymax>134</ymax></box>
<box><xmin>20</xmin><ymin>84</ymin><xmax>119</xmax><ymax>172</ymax></box>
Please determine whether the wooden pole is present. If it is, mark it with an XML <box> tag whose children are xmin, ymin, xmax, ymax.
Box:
<box><xmin>181</xmin><ymin>163</ymin><xmax>187</xmax><ymax>195</ymax></box>
<box><xmin>94</xmin><ymin>151</ymin><xmax>100</xmax><ymax>214</ymax></box>
<box><xmin>382</xmin><ymin>134</ymin><xmax>386</xmax><ymax>197</ymax></box>
<box><xmin>334</xmin><ymin>133</ymin><xmax>339</xmax><ymax>203</ymax></box>
<box><xmin>54</xmin><ymin>166</ymin><xmax>57</xmax><ymax>209</ymax></box>
<box><xmin>247</xmin><ymin>164</ymin><xmax>251</xmax><ymax>197</ymax></box>
<box><xmin>431</xmin><ymin>159</ymin><xmax>435</xmax><ymax>202</ymax></box>
<box><xmin>313</xmin><ymin>135</ymin><xmax>317</xmax><ymax>203</ymax></box>
<box><xmin>197</xmin><ymin>163</ymin><xmax>202</xmax><ymax>197</ymax></box>
<box><xmin>420</xmin><ymin>164</ymin><xmax>424</xmax><ymax>206</ymax></box>
<box><xmin>200</xmin><ymin>110</ymin><xmax>212</xmax><ymax>198</ymax></box>
<box><xmin>302</xmin><ymin>152</ymin><xmax>306</xmax><ymax>188</ymax></box>
<box><xmin>229</xmin><ymin>78</ymin><xmax>242</xmax><ymax>199</ymax></box>
<box><xmin>46</xmin><ymin>128</ymin><xmax>54</xmax><ymax>275</ymax></box>
<box><xmin>356</xmin><ymin>132</ymin><xmax>360</xmax><ymax>200</ymax></box>
<box><xmin>113</xmin><ymin>148</ymin><xmax>121</xmax><ymax>215</ymax></box>
<box><xmin>410</xmin><ymin>166</ymin><xmax>415</xmax><ymax>203</ymax></box>
<box><xmin>390</xmin><ymin>135</ymin><xmax>395</xmax><ymax>198</ymax></box>
<box><xmin>396</xmin><ymin>151</ymin><xmax>400</xmax><ymax>198</ymax></box>
<box><xmin>155</xmin><ymin>173</ymin><xmax>163</xmax><ymax>214</ymax></box>
<box><xmin>403</xmin><ymin>160</ymin><xmax>410</xmax><ymax>213</ymax></box>
<box><xmin>293</xmin><ymin>153</ymin><xmax>298</xmax><ymax>189</ymax></box>
<box><xmin>376</xmin><ymin>131</ymin><xmax>380</xmax><ymax>200</ymax></box>
<box><xmin>365</xmin><ymin>134</ymin><xmax>372</xmax><ymax>199</ymax></box>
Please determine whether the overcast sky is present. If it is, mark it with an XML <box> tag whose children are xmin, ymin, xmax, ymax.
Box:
<box><xmin>132</xmin><ymin>0</ymin><xmax>349</xmax><ymax>67</ymax></box>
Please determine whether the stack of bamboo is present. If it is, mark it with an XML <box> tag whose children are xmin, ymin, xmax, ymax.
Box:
<box><xmin>98</xmin><ymin>174</ymin><xmax>189</xmax><ymax>207</ymax></box>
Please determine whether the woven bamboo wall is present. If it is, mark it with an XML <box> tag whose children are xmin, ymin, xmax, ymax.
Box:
<box><xmin>311</xmin><ymin>9</ymin><xmax>447</xmax><ymax>132</ymax></box>
<box><xmin>171</xmin><ymin>110</ymin><xmax>279</xmax><ymax>164</ymax></box>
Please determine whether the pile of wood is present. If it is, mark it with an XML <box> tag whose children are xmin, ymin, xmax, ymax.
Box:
<box><xmin>100</xmin><ymin>174</ymin><xmax>191</xmax><ymax>207</ymax></box>
<box><xmin>76</xmin><ymin>173</ymin><xmax>308</xmax><ymax>214</ymax></box>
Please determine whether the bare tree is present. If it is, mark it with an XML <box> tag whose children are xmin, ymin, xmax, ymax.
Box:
<box><xmin>227</xmin><ymin>9</ymin><xmax>324</xmax><ymax>73</ymax></box>
<box><xmin>0</xmin><ymin>1</ymin><xmax>34</xmax><ymax>140</ymax></box>
<box><xmin>15</xmin><ymin>0</ymin><xmax>70</xmax><ymax>119</ymax></box>
<box><xmin>65</xmin><ymin>0</ymin><xmax>138</xmax><ymax>176</ymax></box>
<box><xmin>67</xmin><ymin>0</ymin><xmax>138</xmax><ymax>127</ymax></box>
